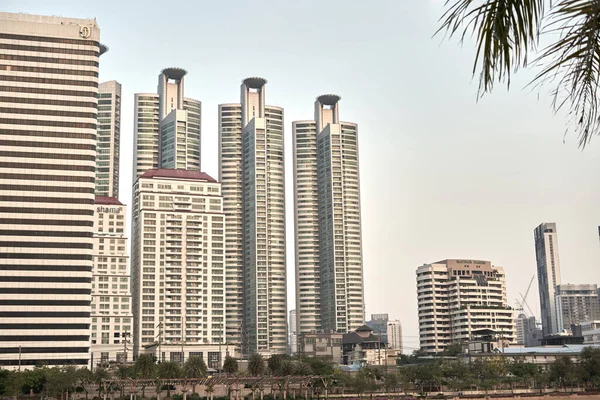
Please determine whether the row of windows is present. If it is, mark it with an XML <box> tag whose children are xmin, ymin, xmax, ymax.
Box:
<box><xmin>0</xmin><ymin>207</ymin><xmax>93</xmax><ymax>216</ymax></box>
<box><xmin>0</xmin><ymin>359</ymin><xmax>88</xmax><ymax>366</ymax></box>
<box><xmin>0</xmin><ymin>118</ymin><xmax>96</xmax><ymax>129</ymax></box>
<box><xmin>0</xmin><ymin>107</ymin><xmax>96</xmax><ymax>119</ymax></box>
<box><xmin>0</xmin><ymin>172</ymin><xmax>94</xmax><ymax>182</ymax></box>
<box><xmin>0</xmin><ymin>241</ymin><xmax>93</xmax><ymax>249</ymax></box>
<box><xmin>0</xmin><ymin>276</ymin><xmax>91</xmax><ymax>283</ymax></box>
<box><xmin>0</xmin><ymin>334</ymin><xmax>89</xmax><ymax>341</ymax></box>
<box><xmin>0</xmin><ymin>218</ymin><xmax>92</xmax><ymax>227</ymax></box>
<box><xmin>0</xmin><ymin>129</ymin><xmax>96</xmax><ymax>141</ymax></box>
<box><xmin>0</xmin><ymin>64</ymin><xmax>98</xmax><ymax>77</ymax></box>
<box><xmin>0</xmin><ymin>323</ymin><xmax>89</xmax><ymax>330</ymax></box>
<box><xmin>0</xmin><ymin>42</ymin><xmax>98</xmax><ymax>57</ymax></box>
<box><xmin>0</xmin><ymin>150</ymin><xmax>95</xmax><ymax>162</ymax></box>
<box><xmin>0</xmin><ymin>85</ymin><xmax>96</xmax><ymax>98</ymax></box>
<box><xmin>0</xmin><ymin>288</ymin><xmax>91</xmax><ymax>295</ymax></box>
<box><xmin>0</xmin><ymin>299</ymin><xmax>90</xmax><ymax>306</ymax></box>
<box><xmin>0</xmin><ymin>264</ymin><xmax>91</xmax><ymax>272</ymax></box>
<box><xmin>0</xmin><ymin>253</ymin><xmax>92</xmax><ymax>261</ymax></box>
<box><xmin>0</xmin><ymin>53</ymin><xmax>98</xmax><ymax>67</ymax></box>
<box><xmin>0</xmin><ymin>74</ymin><xmax>97</xmax><ymax>88</ymax></box>
<box><xmin>0</xmin><ymin>229</ymin><xmax>92</xmax><ymax>238</ymax></box>
<box><xmin>0</xmin><ymin>347</ymin><xmax>89</xmax><ymax>354</ymax></box>
<box><xmin>0</xmin><ymin>32</ymin><xmax>99</xmax><ymax>47</ymax></box>
<box><xmin>0</xmin><ymin>162</ymin><xmax>95</xmax><ymax>172</ymax></box>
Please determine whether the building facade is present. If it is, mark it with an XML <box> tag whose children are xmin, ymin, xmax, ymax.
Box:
<box><xmin>218</xmin><ymin>78</ymin><xmax>287</xmax><ymax>355</ymax></box>
<box><xmin>555</xmin><ymin>284</ymin><xmax>600</xmax><ymax>331</ymax></box>
<box><xmin>366</xmin><ymin>314</ymin><xmax>389</xmax><ymax>343</ymax></box>
<box><xmin>131</xmin><ymin>169</ymin><xmax>226</xmax><ymax>356</ymax></box>
<box><xmin>292</xmin><ymin>95</ymin><xmax>364</xmax><ymax>335</ymax></box>
<box><xmin>299</xmin><ymin>331</ymin><xmax>343</xmax><ymax>363</ymax></box>
<box><xmin>91</xmin><ymin>197</ymin><xmax>132</xmax><ymax>367</ymax></box>
<box><xmin>416</xmin><ymin>259</ymin><xmax>515</xmax><ymax>354</ymax></box>
<box><xmin>132</xmin><ymin>68</ymin><xmax>201</xmax><ymax>179</ymax></box>
<box><xmin>0</xmin><ymin>12</ymin><xmax>101</xmax><ymax>368</ymax></box>
<box><xmin>387</xmin><ymin>320</ymin><xmax>403</xmax><ymax>352</ymax></box>
<box><xmin>289</xmin><ymin>309</ymin><xmax>298</xmax><ymax>355</ymax></box>
<box><xmin>535</xmin><ymin>222</ymin><xmax>562</xmax><ymax>336</ymax></box>
<box><xmin>96</xmin><ymin>81</ymin><xmax>121</xmax><ymax>198</ymax></box>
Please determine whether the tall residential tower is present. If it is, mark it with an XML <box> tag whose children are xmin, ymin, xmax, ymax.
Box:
<box><xmin>0</xmin><ymin>12</ymin><xmax>101</xmax><ymax>368</ymax></box>
<box><xmin>96</xmin><ymin>81</ymin><xmax>121</xmax><ymax>198</ymax></box>
<box><xmin>534</xmin><ymin>222</ymin><xmax>562</xmax><ymax>335</ymax></box>
<box><xmin>292</xmin><ymin>95</ymin><xmax>364</xmax><ymax>335</ymax></box>
<box><xmin>133</xmin><ymin>68</ymin><xmax>201</xmax><ymax>179</ymax></box>
<box><xmin>218</xmin><ymin>78</ymin><xmax>287</xmax><ymax>355</ymax></box>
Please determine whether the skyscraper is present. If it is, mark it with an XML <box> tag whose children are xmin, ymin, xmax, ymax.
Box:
<box><xmin>133</xmin><ymin>68</ymin><xmax>201</xmax><ymax>179</ymax></box>
<box><xmin>292</xmin><ymin>95</ymin><xmax>364</xmax><ymax>335</ymax></box>
<box><xmin>131</xmin><ymin>169</ymin><xmax>225</xmax><ymax>356</ymax></box>
<box><xmin>534</xmin><ymin>222</ymin><xmax>562</xmax><ymax>335</ymax></box>
<box><xmin>0</xmin><ymin>12</ymin><xmax>101</xmax><ymax>368</ymax></box>
<box><xmin>387</xmin><ymin>320</ymin><xmax>403</xmax><ymax>352</ymax></box>
<box><xmin>218</xmin><ymin>78</ymin><xmax>287</xmax><ymax>355</ymax></box>
<box><xmin>289</xmin><ymin>309</ymin><xmax>298</xmax><ymax>355</ymax></box>
<box><xmin>96</xmin><ymin>81</ymin><xmax>121</xmax><ymax>198</ymax></box>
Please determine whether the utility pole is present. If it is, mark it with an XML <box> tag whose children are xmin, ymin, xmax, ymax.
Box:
<box><xmin>122</xmin><ymin>332</ymin><xmax>130</xmax><ymax>363</ymax></box>
<box><xmin>156</xmin><ymin>322</ymin><xmax>163</xmax><ymax>362</ymax></box>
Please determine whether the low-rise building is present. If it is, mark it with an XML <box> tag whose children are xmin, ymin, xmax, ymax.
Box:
<box><xmin>555</xmin><ymin>284</ymin><xmax>600</xmax><ymax>331</ymax></box>
<box><xmin>580</xmin><ymin>320</ymin><xmax>600</xmax><ymax>345</ymax></box>
<box><xmin>299</xmin><ymin>331</ymin><xmax>343</xmax><ymax>363</ymax></box>
<box><xmin>343</xmin><ymin>325</ymin><xmax>392</xmax><ymax>366</ymax></box>
<box><xmin>141</xmin><ymin>343</ymin><xmax>240</xmax><ymax>369</ymax></box>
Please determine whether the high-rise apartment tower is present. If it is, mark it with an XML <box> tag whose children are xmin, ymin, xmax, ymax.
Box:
<box><xmin>534</xmin><ymin>222</ymin><xmax>562</xmax><ymax>335</ymax></box>
<box><xmin>292</xmin><ymin>95</ymin><xmax>364</xmax><ymax>335</ymax></box>
<box><xmin>218</xmin><ymin>78</ymin><xmax>287</xmax><ymax>355</ymax></box>
<box><xmin>96</xmin><ymin>81</ymin><xmax>121</xmax><ymax>197</ymax></box>
<box><xmin>0</xmin><ymin>12</ymin><xmax>101</xmax><ymax>368</ymax></box>
<box><xmin>133</xmin><ymin>68</ymin><xmax>201</xmax><ymax>179</ymax></box>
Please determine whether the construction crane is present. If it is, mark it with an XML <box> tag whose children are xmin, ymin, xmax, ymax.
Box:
<box><xmin>515</xmin><ymin>275</ymin><xmax>535</xmax><ymax>317</ymax></box>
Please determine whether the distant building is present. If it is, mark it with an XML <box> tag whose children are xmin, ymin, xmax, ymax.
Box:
<box><xmin>534</xmin><ymin>223</ymin><xmax>562</xmax><ymax>335</ymax></box>
<box><xmin>343</xmin><ymin>325</ymin><xmax>391</xmax><ymax>366</ymax></box>
<box><xmin>516</xmin><ymin>314</ymin><xmax>537</xmax><ymax>345</ymax></box>
<box><xmin>366</xmin><ymin>314</ymin><xmax>388</xmax><ymax>342</ymax></box>
<box><xmin>580</xmin><ymin>320</ymin><xmax>600</xmax><ymax>345</ymax></box>
<box><xmin>387</xmin><ymin>320</ymin><xmax>403</xmax><ymax>353</ymax></box>
<box><xmin>555</xmin><ymin>284</ymin><xmax>600</xmax><ymax>330</ymax></box>
<box><xmin>299</xmin><ymin>331</ymin><xmax>343</xmax><ymax>363</ymax></box>
<box><xmin>289</xmin><ymin>310</ymin><xmax>298</xmax><ymax>355</ymax></box>
<box><xmin>96</xmin><ymin>81</ymin><xmax>122</xmax><ymax>198</ymax></box>
<box><xmin>416</xmin><ymin>259</ymin><xmax>515</xmax><ymax>354</ymax></box>
<box><xmin>141</xmin><ymin>343</ymin><xmax>239</xmax><ymax>369</ymax></box>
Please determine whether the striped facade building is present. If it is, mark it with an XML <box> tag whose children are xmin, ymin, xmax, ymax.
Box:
<box><xmin>0</xmin><ymin>12</ymin><xmax>101</xmax><ymax>368</ymax></box>
<box><xmin>292</xmin><ymin>95</ymin><xmax>365</xmax><ymax>335</ymax></box>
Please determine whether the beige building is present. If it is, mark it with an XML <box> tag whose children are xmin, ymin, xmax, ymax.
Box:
<box><xmin>535</xmin><ymin>222</ymin><xmax>562</xmax><ymax>335</ymax></box>
<box><xmin>96</xmin><ymin>81</ymin><xmax>121</xmax><ymax>198</ymax></box>
<box><xmin>131</xmin><ymin>169</ymin><xmax>226</xmax><ymax>356</ymax></box>
<box><xmin>91</xmin><ymin>197</ymin><xmax>132</xmax><ymax>367</ymax></box>
<box><xmin>292</xmin><ymin>95</ymin><xmax>364</xmax><ymax>335</ymax></box>
<box><xmin>299</xmin><ymin>331</ymin><xmax>343</xmax><ymax>363</ymax></box>
<box><xmin>218</xmin><ymin>78</ymin><xmax>287</xmax><ymax>355</ymax></box>
<box><xmin>133</xmin><ymin>68</ymin><xmax>201</xmax><ymax>179</ymax></box>
<box><xmin>0</xmin><ymin>12</ymin><xmax>101</xmax><ymax>369</ymax></box>
<box><xmin>416</xmin><ymin>259</ymin><xmax>515</xmax><ymax>354</ymax></box>
<box><xmin>556</xmin><ymin>284</ymin><xmax>600</xmax><ymax>331</ymax></box>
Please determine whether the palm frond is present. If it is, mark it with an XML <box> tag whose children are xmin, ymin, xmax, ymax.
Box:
<box><xmin>531</xmin><ymin>0</ymin><xmax>600</xmax><ymax>148</ymax></box>
<box><xmin>437</xmin><ymin>0</ymin><xmax>546</xmax><ymax>96</ymax></box>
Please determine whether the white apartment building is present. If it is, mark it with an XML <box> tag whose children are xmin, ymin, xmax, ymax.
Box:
<box><xmin>535</xmin><ymin>222</ymin><xmax>562</xmax><ymax>335</ymax></box>
<box><xmin>0</xmin><ymin>12</ymin><xmax>101</xmax><ymax>369</ymax></box>
<box><xmin>96</xmin><ymin>81</ymin><xmax>121</xmax><ymax>198</ymax></box>
<box><xmin>416</xmin><ymin>259</ymin><xmax>515</xmax><ymax>354</ymax></box>
<box><xmin>133</xmin><ymin>68</ymin><xmax>201</xmax><ymax>179</ymax></box>
<box><xmin>292</xmin><ymin>95</ymin><xmax>364</xmax><ymax>334</ymax></box>
<box><xmin>218</xmin><ymin>78</ymin><xmax>287</xmax><ymax>355</ymax></box>
<box><xmin>555</xmin><ymin>284</ymin><xmax>600</xmax><ymax>331</ymax></box>
<box><xmin>289</xmin><ymin>309</ymin><xmax>298</xmax><ymax>355</ymax></box>
<box><xmin>131</xmin><ymin>169</ymin><xmax>226</xmax><ymax>356</ymax></box>
<box><xmin>91</xmin><ymin>197</ymin><xmax>132</xmax><ymax>367</ymax></box>
<box><xmin>387</xmin><ymin>320</ymin><xmax>403</xmax><ymax>352</ymax></box>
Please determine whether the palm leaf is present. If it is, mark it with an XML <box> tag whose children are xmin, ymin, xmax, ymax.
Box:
<box><xmin>531</xmin><ymin>0</ymin><xmax>600</xmax><ymax>148</ymax></box>
<box><xmin>437</xmin><ymin>0</ymin><xmax>546</xmax><ymax>96</ymax></box>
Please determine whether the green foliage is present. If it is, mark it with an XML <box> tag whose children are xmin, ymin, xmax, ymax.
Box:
<box><xmin>222</xmin><ymin>355</ymin><xmax>238</xmax><ymax>375</ymax></box>
<box><xmin>135</xmin><ymin>354</ymin><xmax>156</xmax><ymax>378</ymax></box>
<box><xmin>437</xmin><ymin>0</ymin><xmax>600</xmax><ymax>148</ymax></box>
<box><xmin>157</xmin><ymin>361</ymin><xmax>181</xmax><ymax>379</ymax></box>
<box><xmin>248</xmin><ymin>353</ymin><xmax>265</xmax><ymax>376</ymax></box>
<box><xmin>184</xmin><ymin>355</ymin><xmax>208</xmax><ymax>378</ymax></box>
<box><xmin>267</xmin><ymin>354</ymin><xmax>285</xmax><ymax>375</ymax></box>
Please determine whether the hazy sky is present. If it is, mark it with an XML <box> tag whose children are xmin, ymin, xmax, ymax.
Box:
<box><xmin>5</xmin><ymin>0</ymin><xmax>600</xmax><ymax>353</ymax></box>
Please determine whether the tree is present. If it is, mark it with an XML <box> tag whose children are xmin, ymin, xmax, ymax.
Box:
<box><xmin>267</xmin><ymin>354</ymin><xmax>284</xmax><ymax>375</ymax></box>
<box><xmin>4</xmin><ymin>371</ymin><xmax>25</xmax><ymax>397</ymax></box>
<box><xmin>248</xmin><ymin>353</ymin><xmax>266</xmax><ymax>376</ymax></box>
<box><xmin>223</xmin><ymin>356</ymin><xmax>238</xmax><ymax>375</ymax></box>
<box><xmin>157</xmin><ymin>361</ymin><xmax>181</xmax><ymax>398</ymax></box>
<box><xmin>75</xmin><ymin>368</ymin><xmax>93</xmax><ymax>400</ymax></box>
<box><xmin>184</xmin><ymin>356</ymin><xmax>207</xmax><ymax>393</ymax></box>
<box><xmin>437</xmin><ymin>0</ymin><xmax>600</xmax><ymax>148</ymax></box>
<box><xmin>135</xmin><ymin>354</ymin><xmax>156</xmax><ymax>398</ymax></box>
<box><xmin>549</xmin><ymin>356</ymin><xmax>578</xmax><ymax>389</ymax></box>
<box><xmin>93</xmin><ymin>368</ymin><xmax>110</xmax><ymax>397</ymax></box>
<box><xmin>579</xmin><ymin>346</ymin><xmax>600</xmax><ymax>388</ymax></box>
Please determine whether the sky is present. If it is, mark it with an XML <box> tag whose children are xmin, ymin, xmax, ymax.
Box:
<box><xmin>5</xmin><ymin>0</ymin><xmax>600</xmax><ymax>354</ymax></box>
